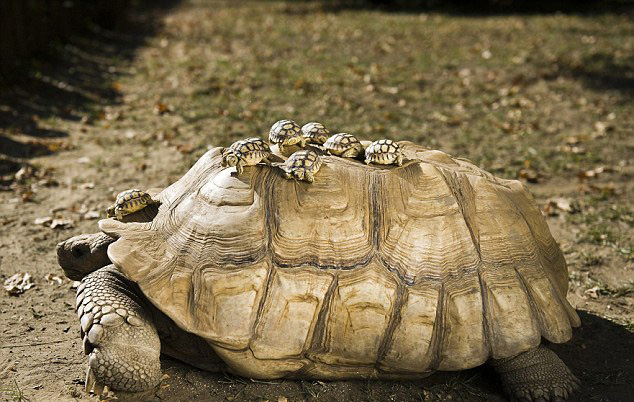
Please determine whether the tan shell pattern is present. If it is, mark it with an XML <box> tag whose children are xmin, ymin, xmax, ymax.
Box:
<box><xmin>282</xmin><ymin>150</ymin><xmax>322</xmax><ymax>182</ymax></box>
<box><xmin>107</xmin><ymin>189</ymin><xmax>153</xmax><ymax>218</ymax></box>
<box><xmin>228</xmin><ymin>137</ymin><xmax>271</xmax><ymax>154</ymax></box>
<box><xmin>365</xmin><ymin>139</ymin><xmax>403</xmax><ymax>165</ymax></box>
<box><xmin>324</xmin><ymin>133</ymin><xmax>364</xmax><ymax>157</ymax></box>
<box><xmin>102</xmin><ymin>142</ymin><xmax>580</xmax><ymax>381</ymax></box>
<box><xmin>269</xmin><ymin>120</ymin><xmax>301</xmax><ymax>144</ymax></box>
<box><xmin>301</xmin><ymin>122</ymin><xmax>330</xmax><ymax>145</ymax></box>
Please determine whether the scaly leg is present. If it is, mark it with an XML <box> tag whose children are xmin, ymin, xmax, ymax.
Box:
<box><xmin>491</xmin><ymin>345</ymin><xmax>579</xmax><ymax>402</ymax></box>
<box><xmin>77</xmin><ymin>265</ymin><xmax>161</xmax><ymax>394</ymax></box>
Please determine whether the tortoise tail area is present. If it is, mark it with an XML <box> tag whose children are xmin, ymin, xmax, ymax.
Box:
<box><xmin>434</xmin><ymin>164</ymin><xmax>580</xmax><ymax>366</ymax></box>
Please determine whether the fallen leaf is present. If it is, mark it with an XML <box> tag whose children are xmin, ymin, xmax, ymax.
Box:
<box><xmin>577</xmin><ymin>166</ymin><xmax>610</xmax><ymax>180</ymax></box>
<box><xmin>542</xmin><ymin>197</ymin><xmax>580</xmax><ymax>216</ymax></box>
<box><xmin>585</xmin><ymin>286</ymin><xmax>608</xmax><ymax>299</ymax></box>
<box><xmin>153</xmin><ymin>102</ymin><xmax>172</xmax><ymax>115</ymax></box>
<box><xmin>4</xmin><ymin>273</ymin><xmax>35</xmax><ymax>295</ymax></box>
<box><xmin>44</xmin><ymin>273</ymin><xmax>63</xmax><ymax>285</ymax></box>
<box><xmin>80</xmin><ymin>182</ymin><xmax>95</xmax><ymax>189</ymax></box>
<box><xmin>518</xmin><ymin>168</ymin><xmax>540</xmax><ymax>183</ymax></box>
<box><xmin>34</xmin><ymin>216</ymin><xmax>53</xmax><ymax>226</ymax></box>
<box><xmin>84</xmin><ymin>210</ymin><xmax>101</xmax><ymax>220</ymax></box>
<box><xmin>77</xmin><ymin>157</ymin><xmax>91</xmax><ymax>164</ymax></box>
<box><xmin>50</xmin><ymin>218</ymin><xmax>74</xmax><ymax>229</ymax></box>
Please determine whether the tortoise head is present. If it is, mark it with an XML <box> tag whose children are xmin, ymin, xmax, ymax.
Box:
<box><xmin>222</xmin><ymin>152</ymin><xmax>239</xmax><ymax>168</ymax></box>
<box><xmin>56</xmin><ymin>233</ymin><xmax>116</xmax><ymax>280</ymax></box>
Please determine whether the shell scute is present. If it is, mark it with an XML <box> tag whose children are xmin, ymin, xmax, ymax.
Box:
<box><xmin>310</xmin><ymin>264</ymin><xmax>398</xmax><ymax>366</ymax></box>
<box><xmin>250</xmin><ymin>268</ymin><xmax>334</xmax><ymax>360</ymax></box>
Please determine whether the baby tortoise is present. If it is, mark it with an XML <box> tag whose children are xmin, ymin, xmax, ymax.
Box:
<box><xmin>323</xmin><ymin>133</ymin><xmax>365</xmax><ymax>158</ymax></box>
<box><xmin>281</xmin><ymin>149</ymin><xmax>322</xmax><ymax>183</ymax></box>
<box><xmin>301</xmin><ymin>122</ymin><xmax>330</xmax><ymax>145</ymax></box>
<box><xmin>222</xmin><ymin>138</ymin><xmax>272</xmax><ymax>174</ymax></box>
<box><xmin>365</xmin><ymin>139</ymin><xmax>404</xmax><ymax>166</ymax></box>
<box><xmin>106</xmin><ymin>189</ymin><xmax>157</xmax><ymax>220</ymax></box>
<box><xmin>269</xmin><ymin>120</ymin><xmax>306</xmax><ymax>153</ymax></box>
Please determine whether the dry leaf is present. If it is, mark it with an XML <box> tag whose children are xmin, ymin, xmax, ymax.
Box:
<box><xmin>585</xmin><ymin>286</ymin><xmax>608</xmax><ymax>299</ymax></box>
<box><xmin>4</xmin><ymin>273</ymin><xmax>35</xmax><ymax>295</ymax></box>
<box><xmin>50</xmin><ymin>218</ymin><xmax>74</xmax><ymax>229</ymax></box>
<box><xmin>153</xmin><ymin>102</ymin><xmax>172</xmax><ymax>115</ymax></box>
<box><xmin>84</xmin><ymin>210</ymin><xmax>101</xmax><ymax>220</ymax></box>
<box><xmin>44</xmin><ymin>273</ymin><xmax>63</xmax><ymax>285</ymax></box>
<box><xmin>577</xmin><ymin>166</ymin><xmax>609</xmax><ymax>180</ymax></box>
<box><xmin>518</xmin><ymin>168</ymin><xmax>540</xmax><ymax>183</ymax></box>
<box><xmin>34</xmin><ymin>216</ymin><xmax>53</xmax><ymax>226</ymax></box>
<box><xmin>542</xmin><ymin>197</ymin><xmax>579</xmax><ymax>216</ymax></box>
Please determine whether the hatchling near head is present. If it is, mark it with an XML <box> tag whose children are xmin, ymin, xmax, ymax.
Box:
<box><xmin>106</xmin><ymin>189</ymin><xmax>158</xmax><ymax>221</ymax></box>
<box><xmin>365</xmin><ymin>139</ymin><xmax>404</xmax><ymax>166</ymax></box>
<box><xmin>57</xmin><ymin>141</ymin><xmax>580</xmax><ymax>401</ymax></box>
<box><xmin>324</xmin><ymin>133</ymin><xmax>365</xmax><ymax>158</ymax></box>
<box><xmin>301</xmin><ymin>122</ymin><xmax>330</xmax><ymax>145</ymax></box>
<box><xmin>280</xmin><ymin>149</ymin><xmax>322</xmax><ymax>183</ymax></box>
<box><xmin>222</xmin><ymin>137</ymin><xmax>272</xmax><ymax>174</ymax></box>
<box><xmin>269</xmin><ymin>119</ymin><xmax>306</xmax><ymax>152</ymax></box>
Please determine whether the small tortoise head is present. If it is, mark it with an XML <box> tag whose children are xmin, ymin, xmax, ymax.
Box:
<box><xmin>106</xmin><ymin>206</ymin><xmax>116</xmax><ymax>218</ymax></box>
<box><xmin>222</xmin><ymin>152</ymin><xmax>240</xmax><ymax>168</ymax></box>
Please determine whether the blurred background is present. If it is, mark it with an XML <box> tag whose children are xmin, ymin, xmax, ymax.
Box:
<box><xmin>0</xmin><ymin>1</ymin><xmax>632</xmax><ymax>401</ymax></box>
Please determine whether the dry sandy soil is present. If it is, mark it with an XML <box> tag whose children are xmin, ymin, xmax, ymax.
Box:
<box><xmin>0</xmin><ymin>1</ymin><xmax>632</xmax><ymax>401</ymax></box>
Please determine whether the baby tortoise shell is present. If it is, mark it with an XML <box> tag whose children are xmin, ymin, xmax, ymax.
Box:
<box><xmin>324</xmin><ymin>133</ymin><xmax>365</xmax><ymax>158</ymax></box>
<box><xmin>222</xmin><ymin>138</ymin><xmax>272</xmax><ymax>175</ymax></box>
<box><xmin>269</xmin><ymin>120</ymin><xmax>306</xmax><ymax>152</ymax></box>
<box><xmin>301</xmin><ymin>122</ymin><xmax>330</xmax><ymax>145</ymax></box>
<box><xmin>106</xmin><ymin>189</ymin><xmax>156</xmax><ymax>220</ymax></box>
<box><xmin>365</xmin><ymin>139</ymin><xmax>404</xmax><ymax>166</ymax></box>
<box><xmin>281</xmin><ymin>149</ymin><xmax>322</xmax><ymax>183</ymax></box>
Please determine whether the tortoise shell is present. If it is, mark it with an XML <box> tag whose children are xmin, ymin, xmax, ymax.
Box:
<box><xmin>101</xmin><ymin>142</ymin><xmax>579</xmax><ymax>380</ymax></box>
<box><xmin>281</xmin><ymin>149</ymin><xmax>322</xmax><ymax>182</ymax></box>
<box><xmin>365</xmin><ymin>139</ymin><xmax>404</xmax><ymax>166</ymax></box>
<box><xmin>106</xmin><ymin>189</ymin><xmax>154</xmax><ymax>220</ymax></box>
<box><xmin>301</xmin><ymin>122</ymin><xmax>330</xmax><ymax>145</ymax></box>
<box><xmin>227</xmin><ymin>137</ymin><xmax>271</xmax><ymax>154</ymax></box>
<box><xmin>269</xmin><ymin>120</ymin><xmax>302</xmax><ymax>147</ymax></box>
<box><xmin>324</xmin><ymin>133</ymin><xmax>365</xmax><ymax>157</ymax></box>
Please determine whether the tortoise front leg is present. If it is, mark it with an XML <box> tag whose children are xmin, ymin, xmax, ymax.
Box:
<box><xmin>77</xmin><ymin>265</ymin><xmax>162</xmax><ymax>394</ymax></box>
<box><xmin>490</xmin><ymin>345</ymin><xmax>579</xmax><ymax>402</ymax></box>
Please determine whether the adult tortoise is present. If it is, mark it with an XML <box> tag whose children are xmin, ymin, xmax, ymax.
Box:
<box><xmin>57</xmin><ymin>141</ymin><xmax>580</xmax><ymax>401</ymax></box>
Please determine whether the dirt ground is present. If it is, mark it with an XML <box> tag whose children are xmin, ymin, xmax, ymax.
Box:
<box><xmin>0</xmin><ymin>1</ymin><xmax>632</xmax><ymax>401</ymax></box>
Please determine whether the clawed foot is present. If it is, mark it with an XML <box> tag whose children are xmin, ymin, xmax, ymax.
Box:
<box><xmin>492</xmin><ymin>345</ymin><xmax>579</xmax><ymax>402</ymax></box>
<box><xmin>504</xmin><ymin>375</ymin><xmax>579</xmax><ymax>402</ymax></box>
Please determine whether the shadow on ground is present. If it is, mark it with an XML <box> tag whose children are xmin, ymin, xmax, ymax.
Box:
<box><xmin>0</xmin><ymin>0</ymin><xmax>180</xmax><ymax>174</ymax></box>
<box><xmin>312</xmin><ymin>0</ymin><xmax>634</xmax><ymax>15</ymax></box>
<box><xmin>119</xmin><ymin>311</ymin><xmax>633</xmax><ymax>402</ymax></box>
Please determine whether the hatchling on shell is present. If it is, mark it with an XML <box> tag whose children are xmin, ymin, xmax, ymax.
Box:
<box><xmin>365</xmin><ymin>139</ymin><xmax>404</xmax><ymax>166</ymax></box>
<box><xmin>280</xmin><ymin>149</ymin><xmax>322</xmax><ymax>183</ymax></box>
<box><xmin>323</xmin><ymin>132</ymin><xmax>365</xmax><ymax>158</ymax></box>
<box><xmin>106</xmin><ymin>189</ymin><xmax>157</xmax><ymax>221</ymax></box>
<box><xmin>57</xmin><ymin>140</ymin><xmax>580</xmax><ymax>402</ymax></box>
<box><xmin>269</xmin><ymin>119</ymin><xmax>306</xmax><ymax>152</ymax></box>
<box><xmin>222</xmin><ymin>137</ymin><xmax>272</xmax><ymax>174</ymax></box>
<box><xmin>301</xmin><ymin>122</ymin><xmax>330</xmax><ymax>145</ymax></box>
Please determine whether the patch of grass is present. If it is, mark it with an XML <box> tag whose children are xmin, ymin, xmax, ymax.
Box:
<box><xmin>426</xmin><ymin>373</ymin><xmax>488</xmax><ymax>401</ymax></box>
<box><xmin>1</xmin><ymin>379</ymin><xmax>29</xmax><ymax>402</ymax></box>
<box><xmin>300</xmin><ymin>381</ymin><xmax>324</xmax><ymax>399</ymax></box>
